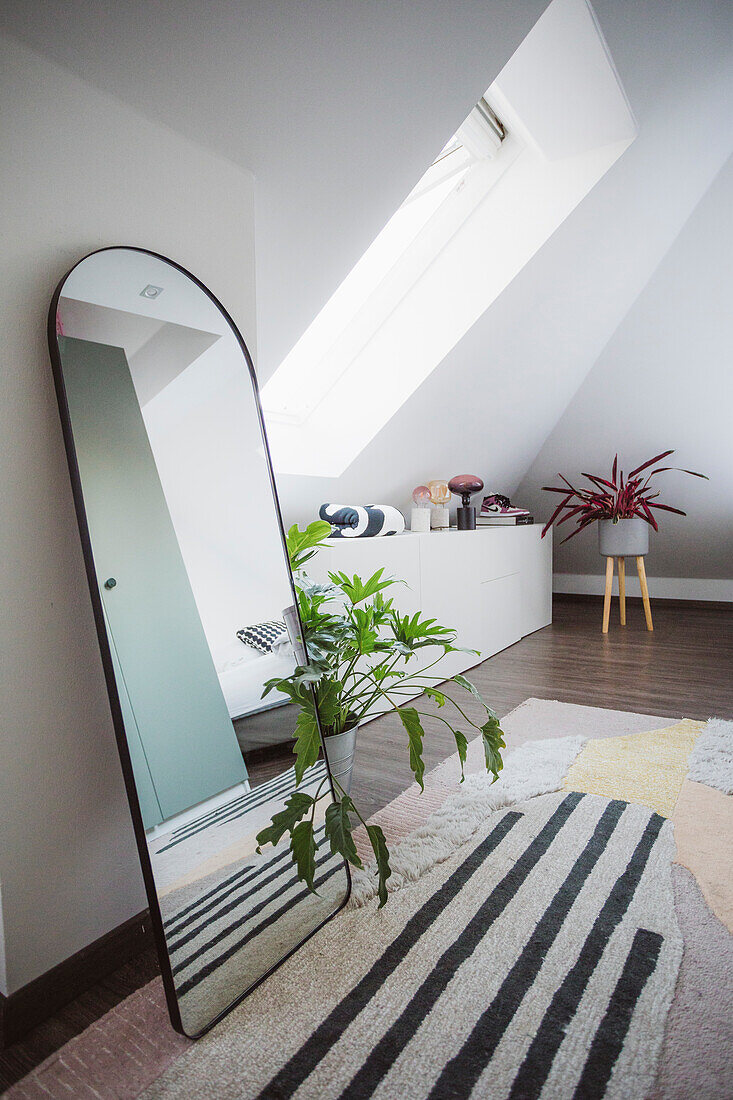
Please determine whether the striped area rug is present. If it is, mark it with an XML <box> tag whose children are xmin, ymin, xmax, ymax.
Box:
<box><xmin>141</xmin><ymin>789</ymin><xmax>682</xmax><ymax>1099</ymax></box>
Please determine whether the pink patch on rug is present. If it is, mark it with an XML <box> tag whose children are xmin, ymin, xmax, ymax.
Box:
<box><xmin>673</xmin><ymin>778</ymin><xmax>733</xmax><ymax>932</ymax></box>
<box><xmin>352</xmin><ymin>783</ymin><xmax>452</xmax><ymax>863</ymax></box>
<box><xmin>5</xmin><ymin>980</ymin><xmax>190</xmax><ymax>1099</ymax></box>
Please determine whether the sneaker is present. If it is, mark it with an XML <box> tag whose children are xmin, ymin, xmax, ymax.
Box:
<box><xmin>480</xmin><ymin>493</ymin><xmax>530</xmax><ymax>517</ymax></box>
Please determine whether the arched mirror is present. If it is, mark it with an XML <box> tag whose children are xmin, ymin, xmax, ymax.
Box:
<box><xmin>47</xmin><ymin>247</ymin><xmax>350</xmax><ymax>1037</ymax></box>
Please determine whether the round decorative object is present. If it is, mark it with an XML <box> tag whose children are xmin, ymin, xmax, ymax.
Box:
<box><xmin>412</xmin><ymin>484</ymin><xmax>431</xmax><ymax>507</ymax></box>
<box><xmin>448</xmin><ymin>474</ymin><xmax>484</xmax><ymax>501</ymax></box>
<box><xmin>598</xmin><ymin>517</ymin><xmax>650</xmax><ymax>557</ymax></box>
<box><xmin>448</xmin><ymin>474</ymin><xmax>484</xmax><ymax>531</ymax></box>
<box><xmin>427</xmin><ymin>479</ymin><xmax>450</xmax><ymax>506</ymax></box>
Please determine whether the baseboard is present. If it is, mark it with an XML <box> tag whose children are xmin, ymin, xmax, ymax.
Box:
<box><xmin>0</xmin><ymin>909</ymin><xmax>153</xmax><ymax>1050</ymax></box>
<box><xmin>553</xmin><ymin>573</ymin><xmax>733</xmax><ymax>602</ymax></box>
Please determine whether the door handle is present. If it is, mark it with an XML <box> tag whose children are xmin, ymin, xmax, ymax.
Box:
<box><xmin>104</xmin><ymin>577</ymin><xmax>117</xmax><ymax>590</ymax></box>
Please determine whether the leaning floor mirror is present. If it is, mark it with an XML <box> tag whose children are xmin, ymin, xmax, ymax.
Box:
<box><xmin>48</xmin><ymin>247</ymin><xmax>350</xmax><ymax>1037</ymax></box>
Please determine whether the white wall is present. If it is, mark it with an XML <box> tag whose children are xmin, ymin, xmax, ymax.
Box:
<box><xmin>517</xmin><ymin>155</ymin><xmax>733</xmax><ymax>593</ymax></box>
<box><xmin>0</xmin><ymin>32</ymin><xmax>257</xmax><ymax>994</ymax></box>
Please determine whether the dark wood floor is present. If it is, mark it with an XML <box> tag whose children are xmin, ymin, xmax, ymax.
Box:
<box><xmin>2</xmin><ymin>595</ymin><xmax>731</xmax><ymax>1090</ymax></box>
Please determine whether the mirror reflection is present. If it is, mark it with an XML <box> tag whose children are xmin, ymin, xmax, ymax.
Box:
<box><xmin>52</xmin><ymin>249</ymin><xmax>349</xmax><ymax>1036</ymax></box>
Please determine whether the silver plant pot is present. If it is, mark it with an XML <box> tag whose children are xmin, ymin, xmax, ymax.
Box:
<box><xmin>598</xmin><ymin>517</ymin><xmax>650</xmax><ymax>557</ymax></box>
<box><xmin>324</xmin><ymin>725</ymin><xmax>358</xmax><ymax>795</ymax></box>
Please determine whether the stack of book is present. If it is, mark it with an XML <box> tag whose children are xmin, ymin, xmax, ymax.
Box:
<box><xmin>478</xmin><ymin>512</ymin><xmax>534</xmax><ymax>526</ymax></box>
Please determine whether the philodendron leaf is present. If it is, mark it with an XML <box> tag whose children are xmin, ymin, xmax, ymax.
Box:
<box><xmin>288</xmin><ymin>664</ymin><xmax>323</xmax><ymax>686</ymax></box>
<box><xmin>424</xmin><ymin>687</ymin><xmax>446</xmax><ymax>708</ymax></box>
<box><xmin>286</xmin><ymin>520</ymin><xmax>332</xmax><ymax>572</ymax></box>
<box><xmin>329</xmin><ymin>567</ymin><xmax>397</xmax><ymax>605</ymax></box>
<box><xmin>481</xmin><ymin>717</ymin><xmax>506</xmax><ymax>783</ymax></box>
<box><xmin>452</xmin><ymin>673</ymin><xmax>497</xmax><ymax>718</ymax></box>
<box><xmin>255</xmin><ymin>791</ymin><xmax>314</xmax><ymax>851</ymax></box>
<box><xmin>397</xmin><ymin>706</ymin><xmax>425</xmax><ymax>790</ymax></box>
<box><xmin>372</xmin><ymin>663</ymin><xmax>402</xmax><ymax>684</ymax></box>
<box><xmin>453</xmin><ymin>729</ymin><xmax>469</xmax><ymax>782</ymax></box>
<box><xmin>352</xmin><ymin>620</ymin><xmax>378</xmax><ymax>655</ymax></box>
<box><xmin>324</xmin><ymin>796</ymin><xmax>363</xmax><ymax>868</ymax></box>
<box><xmin>315</xmin><ymin>678</ymin><xmax>341</xmax><ymax>728</ymax></box>
<box><xmin>290</xmin><ymin>820</ymin><xmax>317</xmax><ymax>892</ymax></box>
<box><xmin>262</xmin><ymin>677</ymin><xmax>315</xmax><ymax>708</ymax></box>
<box><xmin>293</xmin><ymin>709</ymin><xmax>322</xmax><ymax>785</ymax></box>
<box><xmin>366</xmin><ymin>823</ymin><xmax>391</xmax><ymax>908</ymax></box>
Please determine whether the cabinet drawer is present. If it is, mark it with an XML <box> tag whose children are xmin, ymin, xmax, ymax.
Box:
<box><xmin>479</xmin><ymin>572</ymin><xmax>522</xmax><ymax>658</ymax></box>
<box><xmin>476</xmin><ymin>527</ymin><xmax>525</xmax><ymax>582</ymax></box>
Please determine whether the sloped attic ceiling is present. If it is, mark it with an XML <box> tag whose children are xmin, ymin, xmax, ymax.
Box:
<box><xmin>6</xmin><ymin>0</ymin><xmax>732</xmax><ymax>525</ymax></box>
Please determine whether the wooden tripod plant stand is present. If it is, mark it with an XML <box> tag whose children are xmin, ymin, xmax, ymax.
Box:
<box><xmin>602</xmin><ymin>555</ymin><xmax>653</xmax><ymax>634</ymax></box>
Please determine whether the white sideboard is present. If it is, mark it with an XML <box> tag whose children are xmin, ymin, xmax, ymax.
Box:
<box><xmin>306</xmin><ymin>525</ymin><xmax>552</xmax><ymax>704</ymax></box>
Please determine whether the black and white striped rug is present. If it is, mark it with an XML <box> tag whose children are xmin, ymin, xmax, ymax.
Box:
<box><xmin>142</xmin><ymin>788</ymin><xmax>682</xmax><ymax>1099</ymax></box>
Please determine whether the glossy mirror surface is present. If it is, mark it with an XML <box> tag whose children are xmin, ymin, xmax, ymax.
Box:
<box><xmin>49</xmin><ymin>248</ymin><xmax>349</xmax><ymax>1036</ymax></box>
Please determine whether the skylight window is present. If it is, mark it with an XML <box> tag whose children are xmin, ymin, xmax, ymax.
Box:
<box><xmin>263</xmin><ymin>123</ymin><xmax>493</xmax><ymax>425</ymax></box>
<box><xmin>263</xmin><ymin>0</ymin><xmax>637</xmax><ymax>478</ymax></box>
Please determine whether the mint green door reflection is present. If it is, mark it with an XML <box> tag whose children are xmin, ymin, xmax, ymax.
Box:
<box><xmin>59</xmin><ymin>336</ymin><xmax>246</xmax><ymax>821</ymax></box>
<box><xmin>104</xmin><ymin>604</ymin><xmax>163</xmax><ymax>829</ymax></box>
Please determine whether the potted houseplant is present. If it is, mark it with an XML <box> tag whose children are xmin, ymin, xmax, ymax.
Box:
<box><xmin>256</xmin><ymin>520</ymin><xmax>506</xmax><ymax>906</ymax></box>
<box><xmin>540</xmin><ymin>450</ymin><xmax>707</xmax><ymax>552</ymax></box>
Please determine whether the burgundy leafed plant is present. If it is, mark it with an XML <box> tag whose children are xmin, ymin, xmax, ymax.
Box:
<box><xmin>540</xmin><ymin>450</ymin><xmax>708</xmax><ymax>543</ymax></box>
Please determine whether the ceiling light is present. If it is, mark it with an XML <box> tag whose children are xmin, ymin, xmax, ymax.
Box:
<box><xmin>140</xmin><ymin>284</ymin><xmax>164</xmax><ymax>299</ymax></box>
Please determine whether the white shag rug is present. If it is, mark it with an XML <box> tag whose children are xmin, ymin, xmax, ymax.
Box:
<box><xmin>349</xmin><ymin>735</ymin><xmax>585</xmax><ymax>906</ymax></box>
<box><xmin>687</xmin><ymin>717</ymin><xmax>733</xmax><ymax>794</ymax></box>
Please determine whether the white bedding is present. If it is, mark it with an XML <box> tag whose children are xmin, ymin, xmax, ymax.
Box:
<box><xmin>214</xmin><ymin>638</ymin><xmax>296</xmax><ymax>719</ymax></box>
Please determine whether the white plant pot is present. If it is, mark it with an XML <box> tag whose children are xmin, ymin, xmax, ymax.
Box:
<box><xmin>598</xmin><ymin>517</ymin><xmax>649</xmax><ymax>557</ymax></box>
<box><xmin>324</xmin><ymin>725</ymin><xmax>358</xmax><ymax>795</ymax></box>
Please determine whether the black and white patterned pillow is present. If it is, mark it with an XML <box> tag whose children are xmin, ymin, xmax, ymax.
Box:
<box><xmin>236</xmin><ymin>620</ymin><xmax>288</xmax><ymax>654</ymax></box>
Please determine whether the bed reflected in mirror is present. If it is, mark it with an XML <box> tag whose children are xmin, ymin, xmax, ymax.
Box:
<box><xmin>49</xmin><ymin>248</ymin><xmax>349</xmax><ymax>1036</ymax></box>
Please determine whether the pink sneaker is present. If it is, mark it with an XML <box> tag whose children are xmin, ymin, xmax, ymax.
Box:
<box><xmin>479</xmin><ymin>494</ymin><xmax>533</xmax><ymax>524</ymax></box>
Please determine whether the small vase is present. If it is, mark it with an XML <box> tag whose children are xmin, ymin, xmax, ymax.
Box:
<box><xmin>324</xmin><ymin>725</ymin><xmax>358</xmax><ymax>795</ymax></box>
<box><xmin>598</xmin><ymin>517</ymin><xmax>650</xmax><ymax>557</ymax></box>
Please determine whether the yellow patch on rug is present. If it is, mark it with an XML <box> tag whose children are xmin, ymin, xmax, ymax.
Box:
<box><xmin>563</xmin><ymin>719</ymin><xmax>705</xmax><ymax>818</ymax></box>
<box><xmin>673</xmin><ymin>778</ymin><xmax>733</xmax><ymax>933</ymax></box>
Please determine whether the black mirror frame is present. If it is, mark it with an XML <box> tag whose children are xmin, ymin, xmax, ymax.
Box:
<box><xmin>47</xmin><ymin>246</ymin><xmax>350</xmax><ymax>1038</ymax></box>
